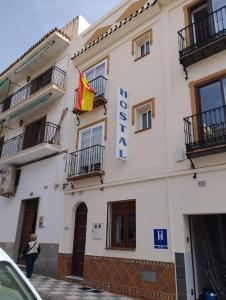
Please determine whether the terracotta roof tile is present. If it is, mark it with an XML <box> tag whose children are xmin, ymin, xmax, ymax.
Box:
<box><xmin>0</xmin><ymin>27</ymin><xmax>70</xmax><ymax>78</ymax></box>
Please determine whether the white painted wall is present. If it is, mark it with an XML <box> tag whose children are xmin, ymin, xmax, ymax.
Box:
<box><xmin>0</xmin><ymin>154</ymin><xmax>66</xmax><ymax>243</ymax></box>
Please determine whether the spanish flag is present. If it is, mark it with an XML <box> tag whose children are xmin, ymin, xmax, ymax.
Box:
<box><xmin>75</xmin><ymin>72</ymin><xmax>94</xmax><ymax>111</ymax></box>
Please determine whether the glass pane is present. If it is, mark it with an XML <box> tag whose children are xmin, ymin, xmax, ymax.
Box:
<box><xmin>0</xmin><ymin>261</ymin><xmax>36</xmax><ymax>300</ymax></box>
<box><xmin>146</xmin><ymin>41</ymin><xmax>150</xmax><ymax>54</ymax></box>
<box><xmin>128</xmin><ymin>214</ymin><xmax>136</xmax><ymax>244</ymax></box>
<box><xmin>140</xmin><ymin>44</ymin><xmax>145</xmax><ymax>57</ymax></box>
<box><xmin>91</xmin><ymin>126</ymin><xmax>103</xmax><ymax>167</ymax></box>
<box><xmin>191</xmin><ymin>4</ymin><xmax>210</xmax><ymax>44</ymax></box>
<box><xmin>148</xmin><ymin>110</ymin><xmax>152</xmax><ymax>128</ymax></box>
<box><xmin>212</xmin><ymin>0</ymin><xmax>225</xmax><ymax>10</ymax></box>
<box><xmin>116</xmin><ymin>216</ymin><xmax>124</xmax><ymax>245</ymax></box>
<box><xmin>199</xmin><ymin>81</ymin><xmax>223</xmax><ymax>112</ymax></box>
<box><xmin>199</xmin><ymin>81</ymin><xmax>224</xmax><ymax>135</ymax></box>
<box><xmin>91</xmin><ymin>126</ymin><xmax>102</xmax><ymax>146</ymax></box>
<box><xmin>212</xmin><ymin>0</ymin><xmax>226</xmax><ymax>32</ymax></box>
<box><xmin>142</xmin><ymin>112</ymin><xmax>147</xmax><ymax>129</ymax></box>
<box><xmin>95</xmin><ymin>63</ymin><xmax>105</xmax><ymax>78</ymax></box>
<box><xmin>223</xmin><ymin>78</ymin><xmax>226</xmax><ymax>101</ymax></box>
<box><xmin>85</xmin><ymin>69</ymin><xmax>94</xmax><ymax>82</ymax></box>
<box><xmin>81</xmin><ymin>129</ymin><xmax>91</xmax><ymax>149</ymax></box>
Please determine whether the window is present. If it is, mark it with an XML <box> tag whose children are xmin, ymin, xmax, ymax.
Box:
<box><xmin>185</xmin><ymin>0</ymin><xmax>226</xmax><ymax>45</ymax></box>
<box><xmin>85</xmin><ymin>61</ymin><xmax>106</xmax><ymax>82</ymax></box>
<box><xmin>187</xmin><ymin>71</ymin><xmax>226</xmax><ymax>150</ymax></box>
<box><xmin>139</xmin><ymin>41</ymin><xmax>150</xmax><ymax>58</ymax></box>
<box><xmin>79</xmin><ymin>123</ymin><xmax>104</xmax><ymax>149</ymax></box>
<box><xmin>196</xmin><ymin>76</ymin><xmax>226</xmax><ymax>140</ymax></box>
<box><xmin>0</xmin><ymin>261</ymin><xmax>37</xmax><ymax>299</ymax></box>
<box><xmin>78</xmin><ymin>122</ymin><xmax>104</xmax><ymax>174</ymax></box>
<box><xmin>132</xmin><ymin>29</ymin><xmax>152</xmax><ymax>60</ymax></box>
<box><xmin>132</xmin><ymin>98</ymin><xmax>155</xmax><ymax>133</ymax></box>
<box><xmin>107</xmin><ymin>200</ymin><xmax>136</xmax><ymax>249</ymax></box>
<box><xmin>141</xmin><ymin>109</ymin><xmax>151</xmax><ymax>130</ymax></box>
<box><xmin>84</xmin><ymin>60</ymin><xmax>107</xmax><ymax>97</ymax></box>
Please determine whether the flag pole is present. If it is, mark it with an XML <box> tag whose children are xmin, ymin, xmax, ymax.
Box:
<box><xmin>75</xmin><ymin>64</ymin><xmax>81</xmax><ymax>74</ymax></box>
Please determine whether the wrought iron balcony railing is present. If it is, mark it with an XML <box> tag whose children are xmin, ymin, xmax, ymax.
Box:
<box><xmin>73</xmin><ymin>75</ymin><xmax>107</xmax><ymax>115</ymax></box>
<box><xmin>178</xmin><ymin>6</ymin><xmax>226</xmax><ymax>64</ymax></box>
<box><xmin>88</xmin><ymin>75</ymin><xmax>107</xmax><ymax>99</ymax></box>
<box><xmin>67</xmin><ymin>144</ymin><xmax>105</xmax><ymax>178</ymax></box>
<box><xmin>0</xmin><ymin>122</ymin><xmax>60</xmax><ymax>159</ymax></box>
<box><xmin>0</xmin><ymin>66</ymin><xmax>66</xmax><ymax>113</ymax></box>
<box><xmin>184</xmin><ymin>105</ymin><xmax>226</xmax><ymax>154</ymax></box>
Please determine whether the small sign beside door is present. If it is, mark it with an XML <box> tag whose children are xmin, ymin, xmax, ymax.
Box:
<box><xmin>154</xmin><ymin>229</ymin><xmax>168</xmax><ymax>249</ymax></box>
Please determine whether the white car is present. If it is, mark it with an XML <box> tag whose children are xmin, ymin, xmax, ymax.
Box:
<box><xmin>0</xmin><ymin>248</ymin><xmax>42</xmax><ymax>299</ymax></box>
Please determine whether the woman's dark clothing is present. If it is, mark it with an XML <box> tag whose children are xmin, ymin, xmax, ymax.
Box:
<box><xmin>26</xmin><ymin>253</ymin><xmax>38</xmax><ymax>278</ymax></box>
<box><xmin>22</xmin><ymin>240</ymin><xmax>41</xmax><ymax>278</ymax></box>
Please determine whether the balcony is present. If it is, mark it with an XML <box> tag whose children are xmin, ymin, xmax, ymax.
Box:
<box><xmin>178</xmin><ymin>6</ymin><xmax>226</xmax><ymax>67</ymax></box>
<box><xmin>184</xmin><ymin>105</ymin><xmax>226</xmax><ymax>157</ymax></box>
<box><xmin>0</xmin><ymin>122</ymin><xmax>61</xmax><ymax>166</ymax></box>
<box><xmin>0</xmin><ymin>66</ymin><xmax>66</xmax><ymax>121</ymax></box>
<box><xmin>73</xmin><ymin>75</ymin><xmax>107</xmax><ymax>115</ymax></box>
<box><xmin>67</xmin><ymin>144</ymin><xmax>105</xmax><ymax>181</ymax></box>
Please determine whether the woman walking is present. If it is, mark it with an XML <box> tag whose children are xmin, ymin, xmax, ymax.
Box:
<box><xmin>22</xmin><ymin>234</ymin><xmax>41</xmax><ymax>278</ymax></box>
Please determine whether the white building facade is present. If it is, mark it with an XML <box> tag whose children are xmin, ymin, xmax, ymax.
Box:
<box><xmin>57</xmin><ymin>0</ymin><xmax>226</xmax><ymax>300</ymax></box>
<box><xmin>0</xmin><ymin>0</ymin><xmax>226</xmax><ymax>299</ymax></box>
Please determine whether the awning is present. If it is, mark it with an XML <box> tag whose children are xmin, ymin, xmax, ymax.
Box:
<box><xmin>0</xmin><ymin>78</ymin><xmax>9</xmax><ymax>91</ymax></box>
<box><xmin>14</xmin><ymin>40</ymin><xmax>55</xmax><ymax>74</ymax></box>
<box><xmin>9</xmin><ymin>93</ymin><xmax>51</xmax><ymax>122</ymax></box>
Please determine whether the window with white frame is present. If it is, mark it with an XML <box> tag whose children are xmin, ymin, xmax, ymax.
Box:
<box><xmin>78</xmin><ymin>122</ymin><xmax>104</xmax><ymax>174</ymax></box>
<box><xmin>132</xmin><ymin>98</ymin><xmax>155</xmax><ymax>133</ymax></box>
<box><xmin>136</xmin><ymin>105</ymin><xmax>152</xmax><ymax>131</ymax></box>
<box><xmin>132</xmin><ymin>29</ymin><xmax>152</xmax><ymax>60</ymax></box>
<box><xmin>85</xmin><ymin>60</ymin><xmax>107</xmax><ymax>97</ymax></box>
<box><xmin>85</xmin><ymin>61</ymin><xmax>106</xmax><ymax>81</ymax></box>
<box><xmin>141</xmin><ymin>109</ymin><xmax>151</xmax><ymax>130</ymax></box>
<box><xmin>139</xmin><ymin>40</ymin><xmax>150</xmax><ymax>58</ymax></box>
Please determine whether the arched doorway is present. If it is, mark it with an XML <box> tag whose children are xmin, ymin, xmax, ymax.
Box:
<box><xmin>71</xmin><ymin>203</ymin><xmax>88</xmax><ymax>277</ymax></box>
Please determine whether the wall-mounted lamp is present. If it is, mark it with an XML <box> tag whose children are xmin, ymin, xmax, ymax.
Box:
<box><xmin>19</xmin><ymin>120</ymin><xmax>23</xmax><ymax>127</ymax></box>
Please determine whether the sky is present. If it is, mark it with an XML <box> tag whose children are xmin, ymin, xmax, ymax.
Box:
<box><xmin>0</xmin><ymin>0</ymin><xmax>122</xmax><ymax>73</ymax></box>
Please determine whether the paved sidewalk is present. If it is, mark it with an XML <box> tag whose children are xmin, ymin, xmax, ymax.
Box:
<box><xmin>29</xmin><ymin>273</ymin><xmax>136</xmax><ymax>300</ymax></box>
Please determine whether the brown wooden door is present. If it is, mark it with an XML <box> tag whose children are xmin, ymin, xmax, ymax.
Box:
<box><xmin>71</xmin><ymin>203</ymin><xmax>87</xmax><ymax>277</ymax></box>
<box><xmin>23</xmin><ymin>116</ymin><xmax>46</xmax><ymax>150</ymax></box>
<box><xmin>18</xmin><ymin>199</ymin><xmax>39</xmax><ymax>264</ymax></box>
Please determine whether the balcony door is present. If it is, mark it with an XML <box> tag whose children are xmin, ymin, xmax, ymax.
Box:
<box><xmin>190</xmin><ymin>1</ymin><xmax>212</xmax><ymax>45</ymax></box>
<box><xmin>78</xmin><ymin>124</ymin><xmax>103</xmax><ymax>174</ymax></box>
<box><xmin>190</xmin><ymin>0</ymin><xmax>226</xmax><ymax>46</ymax></box>
<box><xmin>197</xmin><ymin>77</ymin><xmax>226</xmax><ymax>143</ymax></box>
<box><xmin>23</xmin><ymin>116</ymin><xmax>46</xmax><ymax>150</ymax></box>
<box><xmin>85</xmin><ymin>61</ymin><xmax>106</xmax><ymax>82</ymax></box>
<box><xmin>85</xmin><ymin>61</ymin><xmax>106</xmax><ymax>97</ymax></box>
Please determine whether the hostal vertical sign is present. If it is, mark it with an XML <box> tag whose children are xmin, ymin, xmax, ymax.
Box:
<box><xmin>116</xmin><ymin>88</ymin><xmax>128</xmax><ymax>160</ymax></box>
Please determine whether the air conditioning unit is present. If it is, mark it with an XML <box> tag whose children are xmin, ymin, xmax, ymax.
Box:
<box><xmin>0</xmin><ymin>167</ymin><xmax>16</xmax><ymax>196</ymax></box>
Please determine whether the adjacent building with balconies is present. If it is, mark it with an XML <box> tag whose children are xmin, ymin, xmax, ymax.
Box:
<box><xmin>0</xmin><ymin>18</ymin><xmax>90</xmax><ymax>277</ymax></box>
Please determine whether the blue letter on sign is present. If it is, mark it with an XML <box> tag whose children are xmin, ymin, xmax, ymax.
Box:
<box><xmin>119</xmin><ymin>137</ymin><xmax>127</xmax><ymax>146</ymax></box>
<box><xmin>119</xmin><ymin>112</ymin><xmax>127</xmax><ymax>121</ymax></box>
